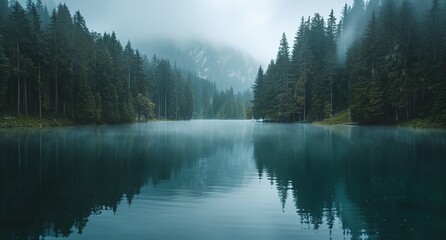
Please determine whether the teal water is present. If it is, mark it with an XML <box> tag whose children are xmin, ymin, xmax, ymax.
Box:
<box><xmin>1</xmin><ymin>120</ymin><xmax>446</xmax><ymax>240</ymax></box>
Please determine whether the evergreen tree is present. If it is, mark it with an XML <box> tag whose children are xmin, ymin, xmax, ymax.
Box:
<box><xmin>252</xmin><ymin>66</ymin><xmax>265</xmax><ymax>120</ymax></box>
<box><xmin>325</xmin><ymin>9</ymin><xmax>337</xmax><ymax>116</ymax></box>
<box><xmin>4</xmin><ymin>1</ymin><xmax>32</xmax><ymax>116</ymax></box>
<box><xmin>27</xmin><ymin>0</ymin><xmax>47</xmax><ymax>118</ymax></box>
<box><xmin>363</xmin><ymin>12</ymin><xmax>385</xmax><ymax>123</ymax></box>
<box><xmin>425</xmin><ymin>0</ymin><xmax>446</xmax><ymax>121</ymax></box>
<box><xmin>1</xmin><ymin>1</ymin><xmax>208</xmax><ymax>123</ymax></box>
<box><xmin>275</xmin><ymin>33</ymin><xmax>294</xmax><ymax>121</ymax></box>
<box><xmin>296</xmin><ymin>18</ymin><xmax>315</xmax><ymax>121</ymax></box>
<box><xmin>184</xmin><ymin>78</ymin><xmax>194</xmax><ymax>120</ymax></box>
<box><xmin>263</xmin><ymin>60</ymin><xmax>277</xmax><ymax>120</ymax></box>
<box><xmin>72</xmin><ymin>11</ymin><xmax>99</xmax><ymax>122</ymax></box>
<box><xmin>394</xmin><ymin>0</ymin><xmax>419</xmax><ymax>120</ymax></box>
<box><xmin>252</xmin><ymin>0</ymin><xmax>446</xmax><ymax>125</ymax></box>
<box><xmin>306</xmin><ymin>14</ymin><xmax>329</xmax><ymax>121</ymax></box>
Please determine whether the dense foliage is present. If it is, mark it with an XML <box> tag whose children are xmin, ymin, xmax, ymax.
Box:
<box><xmin>0</xmin><ymin>0</ymin><xmax>248</xmax><ymax>123</ymax></box>
<box><xmin>144</xmin><ymin>57</ymin><xmax>250</xmax><ymax>120</ymax></box>
<box><xmin>252</xmin><ymin>0</ymin><xmax>446</xmax><ymax>125</ymax></box>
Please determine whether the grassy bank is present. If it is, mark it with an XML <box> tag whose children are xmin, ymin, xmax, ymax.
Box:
<box><xmin>314</xmin><ymin>111</ymin><xmax>357</xmax><ymax>125</ymax></box>
<box><xmin>0</xmin><ymin>115</ymin><xmax>75</xmax><ymax>129</ymax></box>
<box><xmin>399</xmin><ymin>118</ymin><xmax>446</xmax><ymax>129</ymax></box>
<box><xmin>315</xmin><ymin>110</ymin><xmax>445</xmax><ymax>129</ymax></box>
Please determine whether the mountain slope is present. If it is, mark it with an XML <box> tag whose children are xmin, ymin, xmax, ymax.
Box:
<box><xmin>136</xmin><ymin>39</ymin><xmax>259</xmax><ymax>92</ymax></box>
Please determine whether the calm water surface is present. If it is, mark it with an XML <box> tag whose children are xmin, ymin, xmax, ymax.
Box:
<box><xmin>1</xmin><ymin>120</ymin><xmax>446</xmax><ymax>240</ymax></box>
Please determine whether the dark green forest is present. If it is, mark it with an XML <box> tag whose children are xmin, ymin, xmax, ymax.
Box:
<box><xmin>252</xmin><ymin>0</ymin><xmax>446</xmax><ymax>125</ymax></box>
<box><xmin>0</xmin><ymin>0</ymin><xmax>248</xmax><ymax>124</ymax></box>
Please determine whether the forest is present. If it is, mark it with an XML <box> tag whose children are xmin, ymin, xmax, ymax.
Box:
<box><xmin>0</xmin><ymin>0</ymin><xmax>248</xmax><ymax>124</ymax></box>
<box><xmin>252</xmin><ymin>0</ymin><xmax>446</xmax><ymax>124</ymax></box>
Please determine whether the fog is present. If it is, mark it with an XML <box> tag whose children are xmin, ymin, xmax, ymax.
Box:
<box><xmin>35</xmin><ymin>0</ymin><xmax>347</xmax><ymax>65</ymax></box>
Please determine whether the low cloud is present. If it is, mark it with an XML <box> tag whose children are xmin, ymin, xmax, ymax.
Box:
<box><xmin>36</xmin><ymin>0</ymin><xmax>347</xmax><ymax>65</ymax></box>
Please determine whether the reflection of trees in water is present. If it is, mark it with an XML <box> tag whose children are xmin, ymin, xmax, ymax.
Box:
<box><xmin>0</xmin><ymin>124</ymin><xmax>245</xmax><ymax>240</ymax></box>
<box><xmin>253</xmin><ymin>124</ymin><xmax>446</xmax><ymax>240</ymax></box>
<box><xmin>342</xmin><ymin>128</ymin><xmax>446</xmax><ymax>240</ymax></box>
<box><xmin>254</xmin><ymin>124</ymin><xmax>342</xmax><ymax>236</ymax></box>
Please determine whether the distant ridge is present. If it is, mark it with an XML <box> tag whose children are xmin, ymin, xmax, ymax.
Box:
<box><xmin>136</xmin><ymin>39</ymin><xmax>259</xmax><ymax>92</ymax></box>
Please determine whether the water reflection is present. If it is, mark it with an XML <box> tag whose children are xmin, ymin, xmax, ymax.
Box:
<box><xmin>253</xmin><ymin>124</ymin><xmax>446</xmax><ymax>239</ymax></box>
<box><xmin>1</xmin><ymin>121</ymin><xmax>446</xmax><ymax>240</ymax></box>
<box><xmin>0</xmin><ymin>121</ymin><xmax>252</xmax><ymax>239</ymax></box>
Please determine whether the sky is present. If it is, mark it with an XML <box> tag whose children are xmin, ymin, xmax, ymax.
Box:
<box><xmin>40</xmin><ymin>0</ymin><xmax>349</xmax><ymax>65</ymax></box>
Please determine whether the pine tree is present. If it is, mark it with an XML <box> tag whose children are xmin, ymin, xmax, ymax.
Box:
<box><xmin>425</xmin><ymin>0</ymin><xmax>446</xmax><ymax>122</ymax></box>
<box><xmin>57</xmin><ymin>4</ymin><xmax>73</xmax><ymax>117</ymax></box>
<box><xmin>47</xmin><ymin>4</ymin><xmax>74</xmax><ymax>116</ymax></box>
<box><xmin>133</xmin><ymin>50</ymin><xmax>146</xmax><ymax>96</ymax></box>
<box><xmin>184</xmin><ymin>78</ymin><xmax>194</xmax><ymax>120</ymax></box>
<box><xmin>365</xmin><ymin>12</ymin><xmax>385</xmax><ymax>122</ymax></box>
<box><xmin>347</xmin><ymin>41</ymin><xmax>367</xmax><ymax>122</ymax></box>
<box><xmin>71</xmin><ymin>11</ymin><xmax>99</xmax><ymax>122</ymax></box>
<box><xmin>309</xmin><ymin>13</ymin><xmax>328</xmax><ymax>121</ymax></box>
<box><xmin>425</xmin><ymin>0</ymin><xmax>446</xmax><ymax>121</ymax></box>
<box><xmin>381</xmin><ymin>0</ymin><xmax>404</xmax><ymax>122</ymax></box>
<box><xmin>349</xmin><ymin>12</ymin><xmax>385</xmax><ymax>123</ymax></box>
<box><xmin>5</xmin><ymin>2</ymin><xmax>32</xmax><ymax>116</ymax></box>
<box><xmin>95</xmin><ymin>38</ymin><xmax>119</xmax><ymax>123</ymax></box>
<box><xmin>325</xmin><ymin>9</ymin><xmax>337</xmax><ymax>116</ymax></box>
<box><xmin>263</xmin><ymin>60</ymin><xmax>277</xmax><ymax>120</ymax></box>
<box><xmin>275</xmin><ymin>33</ymin><xmax>292</xmax><ymax>121</ymax></box>
<box><xmin>296</xmin><ymin>18</ymin><xmax>315</xmax><ymax>121</ymax></box>
<box><xmin>27</xmin><ymin>0</ymin><xmax>47</xmax><ymax>118</ymax></box>
<box><xmin>252</xmin><ymin>66</ymin><xmax>265</xmax><ymax>120</ymax></box>
<box><xmin>395</xmin><ymin>0</ymin><xmax>418</xmax><ymax>120</ymax></box>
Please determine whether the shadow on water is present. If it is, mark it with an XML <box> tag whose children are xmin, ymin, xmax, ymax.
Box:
<box><xmin>253</xmin><ymin>123</ymin><xmax>446</xmax><ymax>239</ymax></box>
<box><xmin>0</xmin><ymin>121</ymin><xmax>251</xmax><ymax>239</ymax></box>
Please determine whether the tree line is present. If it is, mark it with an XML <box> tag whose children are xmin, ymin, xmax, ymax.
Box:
<box><xmin>199</xmin><ymin>86</ymin><xmax>251</xmax><ymax>120</ymax></box>
<box><xmin>252</xmin><ymin>0</ymin><xmax>446</xmax><ymax>124</ymax></box>
<box><xmin>0</xmin><ymin>0</ymin><xmax>249</xmax><ymax>123</ymax></box>
<box><xmin>144</xmin><ymin>57</ymin><xmax>249</xmax><ymax>120</ymax></box>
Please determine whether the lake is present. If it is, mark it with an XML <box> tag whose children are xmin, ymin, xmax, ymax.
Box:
<box><xmin>1</xmin><ymin>120</ymin><xmax>446</xmax><ymax>240</ymax></box>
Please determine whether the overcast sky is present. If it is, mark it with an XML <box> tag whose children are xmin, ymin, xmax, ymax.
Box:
<box><xmin>42</xmin><ymin>0</ymin><xmax>349</xmax><ymax>65</ymax></box>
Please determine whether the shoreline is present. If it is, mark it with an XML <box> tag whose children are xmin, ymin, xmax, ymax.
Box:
<box><xmin>1</xmin><ymin>115</ymin><xmax>445</xmax><ymax>130</ymax></box>
<box><xmin>315</xmin><ymin>116</ymin><xmax>445</xmax><ymax>129</ymax></box>
<box><xmin>0</xmin><ymin>116</ymin><xmax>76</xmax><ymax>129</ymax></box>
<box><xmin>0</xmin><ymin>115</ymin><xmax>190</xmax><ymax>129</ymax></box>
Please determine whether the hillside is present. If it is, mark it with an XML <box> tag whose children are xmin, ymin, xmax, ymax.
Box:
<box><xmin>135</xmin><ymin>39</ymin><xmax>259</xmax><ymax>92</ymax></box>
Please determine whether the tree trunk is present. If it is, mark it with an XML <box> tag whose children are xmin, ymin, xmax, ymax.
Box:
<box><xmin>55</xmin><ymin>64</ymin><xmax>58</xmax><ymax>115</ymax></box>
<box><xmin>413</xmin><ymin>90</ymin><xmax>416</xmax><ymax>116</ymax></box>
<box><xmin>304</xmin><ymin>82</ymin><xmax>306</xmax><ymax>121</ymax></box>
<box><xmin>407</xmin><ymin>95</ymin><xmax>410</xmax><ymax>120</ymax></box>
<box><xmin>330</xmin><ymin>68</ymin><xmax>333</xmax><ymax>116</ymax></box>
<box><xmin>54</xmin><ymin>35</ymin><xmax>58</xmax><ymax>115</ymax></box>
<box><xmin>24</xmin><ymin>76</ymin><xmax>28</xmax><ymax>116</ymax></box>
<box><xmin>158</xmin><ymin>97</ymin><xmax>161</xmax><ymax>118</ymax></box>
<box><xmin>17</xmin><ymin>41</ymin><xmax>20</xmax><ymax>116</ymax></box>
<box><xmin>71</xmin><ymin>63</ymin><xmax>74</xmax><ymax>119</ymax></box>
<box><xmin>128</xmin><ymin>64</ymin><xmax>131</xmax><ymax>90</ymax></box>
<box><xmin>39</xmin><ymin>62</ymin><xmax>42</xmax><ymax>118</ymax></box>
